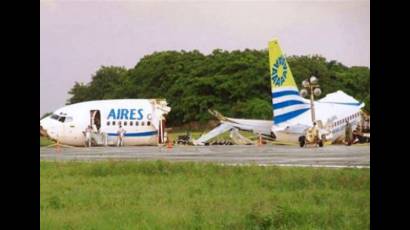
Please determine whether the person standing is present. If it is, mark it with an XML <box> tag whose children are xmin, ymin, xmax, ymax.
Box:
<box><xmin>345</xmin><ymin>121</ymin><xmax>353</xmax><ymax>145</ymax></box>
<box><xmin>117</xmin><ymin>125</ymin><xmax>126</xmax><ymax>147</ymax></box>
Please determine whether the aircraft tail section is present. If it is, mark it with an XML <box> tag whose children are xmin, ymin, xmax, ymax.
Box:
<box><xmin>268</xmin><ymin>39</ymin><xmax>310</xmax><ymax>125</ymax></box>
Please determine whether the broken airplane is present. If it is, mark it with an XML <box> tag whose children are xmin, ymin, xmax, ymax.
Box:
<box><xmin>193</xmin><ymin>39</ymin><xmax>367</xmax><ymax>145</ymax></box>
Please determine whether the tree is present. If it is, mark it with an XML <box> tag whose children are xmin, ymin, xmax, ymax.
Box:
<box><xmin>67</xmin><ymin>82</ymin><xmax>90</xmax><ymax>104</ymax></box>
<box><xmin>67</xmin><ymin>50</ymin><xmax>370</xmax><ymax>126</ymax></box>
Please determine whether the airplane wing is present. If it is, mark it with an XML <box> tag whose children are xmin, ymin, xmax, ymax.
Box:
<box><xmin>192</xmin><ymin>110</ymin><xmax>274</xmax><ymax>145</ymax></box>
<box><xmin>208</xmin><ymin>110</ymin><xmax>272</xmax><ymax>135</ymax></box>
<box><xmin>192</xmin><ymin>123</ymin><xmax>233</xmax><ymax>145</ymax></box>
<box><xmin>318</xmin><ymin>90</ymin><xmax>364</xmax><ymax>106</ymax></box>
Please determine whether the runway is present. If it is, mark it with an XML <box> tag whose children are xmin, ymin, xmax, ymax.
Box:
<box><xmin>40</xmin><ymin>144</ymin><xmax>370</xmax><ymax>168</ymax></box>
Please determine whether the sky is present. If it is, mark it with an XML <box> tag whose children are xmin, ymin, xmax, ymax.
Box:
<box><xmin>40</xmin><ymin>0</ymin><xmax>370</xmax><ymax>116</ymax></box>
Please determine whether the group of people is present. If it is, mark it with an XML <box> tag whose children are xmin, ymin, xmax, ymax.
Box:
<box><xmin>344</xmin><ymin>120</ymin><xmax>371</xmax><ymax>145</ymax></box>
<box><xmin>308</xmin><ymin>119</ymin><xmax>369</xmax><ymax>146</ymax></box>
<box><xmin>83</xmin><ymin>125</ymin><xmax>126</xmax><ymax>147</ymax></box>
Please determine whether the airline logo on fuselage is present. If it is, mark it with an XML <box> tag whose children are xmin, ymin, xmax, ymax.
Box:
<box><xmin>107</xmin><ymin>108</ymin><xmax>144</xmax><ymax>120</ymax></box>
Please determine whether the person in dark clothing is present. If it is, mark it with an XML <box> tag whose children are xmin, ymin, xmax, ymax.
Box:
<box><xmin>344</xmin><ymin>121</ymin><xmax>353</xmax><ymax>145</ymax></box>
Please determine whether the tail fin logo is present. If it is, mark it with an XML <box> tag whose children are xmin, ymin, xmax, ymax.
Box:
<box><xmin>271</xmin><ymin>55</ymin><xmax>288</xmax><ymax>86</ymax></box>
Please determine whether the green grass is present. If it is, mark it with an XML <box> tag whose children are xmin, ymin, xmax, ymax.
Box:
<box><xmin>40</xmin><ymin>161</ymin><xmax>369</xmax><ymax>229</ymax></box>
<box><xmin>40</xmin><ymin>136</ymin><xmax>54</xmax><ymax>146</ymax></box>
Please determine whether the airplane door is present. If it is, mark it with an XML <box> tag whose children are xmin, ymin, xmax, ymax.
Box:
<box><xmin>90</xmin><ymin>110</ymin><xmax>101</xmax><ymax>132</ymax></box>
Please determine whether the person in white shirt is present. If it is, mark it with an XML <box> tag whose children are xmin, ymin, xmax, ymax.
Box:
<box><xmin>117</xmin><ymin>125</ymin><xmax>126</xmax><ymax>147</ymax></box>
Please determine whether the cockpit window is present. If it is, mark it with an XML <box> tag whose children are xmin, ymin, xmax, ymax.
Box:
<box><xmin>58</xmin><ymin>116</ymin><xmax>66</xmax><ymax>122</ymax></box>
<box><xmin>65</xmin><ymin>117</ymin><xmax>73</xmax><ymax>122</ymax></box>
<box><xmin>51</xmin><ymin>114</ymin><xmax>59</xmax><ymax>120</ymax></box>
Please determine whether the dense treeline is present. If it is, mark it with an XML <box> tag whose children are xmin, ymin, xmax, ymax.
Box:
<box><xmin>67</xmin><ymin>49</ymin><xmax>370</xmax><ymax>126</ymax></box>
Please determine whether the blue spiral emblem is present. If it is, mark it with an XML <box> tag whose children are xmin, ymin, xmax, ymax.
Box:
<box><xmin>271</xmin><ymin>56</ymin><xmax>288</xmax><ymax>86</ymax></box>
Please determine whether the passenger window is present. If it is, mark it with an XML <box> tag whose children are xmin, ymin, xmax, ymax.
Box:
<box><xmin>147</xmin><ymin>121</ymin><xmax>151</xmax><ymax>126</ymax></box>
<box><xmin>130</xmin><ymin>121</ymin><xmax>133</xmax><ymax>126</ymax></box>
<box><xmin>135</xmin><ymin>121</ymin><xmax>139</xmax><ymax>126</ymax></box>
<box><xmin>118</xmin><ymin>121</ymin><xmax>122</xmax><ymax>126</ymax></box>
<box><xmin>112</xmin><ymin>121</ymin><xmax>116</xmax><ymax>126</ymax></box>
<box><xmin>107</xmin><ymin>121</ymin><xmax>110</xmax><ymax>126</ymax></box>
<box><xmin>141</xmin><ymin>121</ymin><xmax>145</xmax><ymax>126</ymax></box>
<box><xmin>124</xmin><ymin>121</ymin><xmax>128</xmax><ymax>126</ymax></box>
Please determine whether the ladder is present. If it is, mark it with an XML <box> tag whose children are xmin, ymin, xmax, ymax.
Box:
<box><xmin>91</xmin><ymin>132</ymin><xmax>108</xmax><ymax>146</ymax></box>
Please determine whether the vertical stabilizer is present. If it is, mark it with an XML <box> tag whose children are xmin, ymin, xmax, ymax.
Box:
<box><xmin>268</xmin><ymin>39</ymin><xmax>310</xmax><ymax>125</ymax></box>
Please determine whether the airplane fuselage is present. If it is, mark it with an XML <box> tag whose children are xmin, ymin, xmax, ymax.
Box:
<box><xmin>219</xmin><ymin>107</ymin><xmax>363</xmax><ymax>144</ymax></box>
<box><xmin>40</xmin><ymin>99</ymin><xmax>170</xmax><ymax>146</ymax></box>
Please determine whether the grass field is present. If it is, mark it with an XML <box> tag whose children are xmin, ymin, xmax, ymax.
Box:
<box><xmin>40</xmin><ymin>161</ymin><xmax>369</xmax><ymax>229</ymax></box>
<box><xmin>40</xmin><ymin>136</ymin><xmax>55</xmax><ymax>146</ymax></box>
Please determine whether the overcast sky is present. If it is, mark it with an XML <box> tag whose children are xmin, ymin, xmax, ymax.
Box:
<box><xmin>40</xmin><ymin>0</ymin><xmax>370</xmax><ymax>116</ymax></box>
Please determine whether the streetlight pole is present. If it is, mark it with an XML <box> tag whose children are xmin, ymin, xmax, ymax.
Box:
<box><xmin>300</xmin><ymin>76</ymin><xmax>321</xmax><ymax>125</ymax></box>
<box><xmin>309</xmin><ymin>85</ymin><xmax>315</xmax><ymax>123</ymax></box>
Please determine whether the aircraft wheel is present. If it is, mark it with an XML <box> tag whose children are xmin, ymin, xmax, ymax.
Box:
<box><xmin>299</xmin><ymin>136</ymin><xmax>305</xmax><ymax>148</ymax></box>
<box><xmin>318</xmin><ymin>140</ymin><xmax>323</xmax><ymax>147</ymax></box>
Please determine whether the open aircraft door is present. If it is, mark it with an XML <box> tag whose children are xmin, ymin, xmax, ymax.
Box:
<box><xmin>90</xmin><ymin>110</ymin><xmax>101</xmax><ymax>132</ymax></box>
<box><xmin>150</xmin><ymin>99</ymin><xmax>171</xmax><ymax>145</ymax></box>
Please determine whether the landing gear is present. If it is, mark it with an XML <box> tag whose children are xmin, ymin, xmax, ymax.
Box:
<box><xmin>299</xmin><ymin>135</ymin><xmax>323</xmax><ymax>148</ymax></box>
<box><xmin>299</xmin><ymin>136</ymin><xmax>305</xmax><ymax>147</ymax></box>
<box><xmin>318</xmin><ymin>139</ymin><xmax>323</xmax><ymax>147</ymax></box>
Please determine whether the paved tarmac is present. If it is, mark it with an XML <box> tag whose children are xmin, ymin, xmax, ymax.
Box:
<box><xmin>40</xmin><ymin>144</ymin><xmax>370</xmax><ymax>168</ymax></box>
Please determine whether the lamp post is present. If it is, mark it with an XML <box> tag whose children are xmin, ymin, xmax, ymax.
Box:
<box><xmin>300</xmin><ymin>76</ymin><xmax>321</xmax><ymax>124</ymax></box>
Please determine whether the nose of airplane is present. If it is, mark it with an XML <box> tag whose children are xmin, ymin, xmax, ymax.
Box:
<box><xmin>40</xmin><ymin>116</ymin><xmax>57</xmax><ymax>139</ymax></box>
<box><xmin>40</xmin><ymin>117</ymin><xmax>50</xmax><ymax>137</ymax></box>
<box><xmin>40</xmin><ymin>124</ymin><xmax>48</xmax><ymax>137</ymax></box>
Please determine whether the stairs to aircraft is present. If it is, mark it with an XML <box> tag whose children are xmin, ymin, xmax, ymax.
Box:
<box><xmin>91</xmin><ymin>132</ymin><xmax>108</xmax><ymax>146</ymax></box>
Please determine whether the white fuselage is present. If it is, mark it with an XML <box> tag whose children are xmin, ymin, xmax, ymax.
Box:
<box><xmin>219</xmin><ymin>99</ymin><xmax>363</xmax><ymax>144</ymax></box>
<box><xmin>273</xmin><ymin>110</ymin><xmax>362</xmax><ymax>143</ymax></box>
<box><xmin>40</xmin><ymin>99</ymin><xmax>170</xmax><ymax>146</ymax></box>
